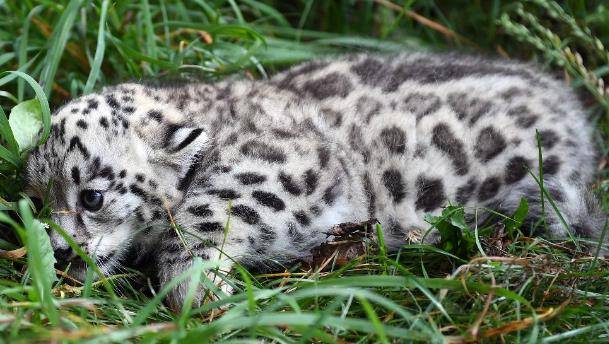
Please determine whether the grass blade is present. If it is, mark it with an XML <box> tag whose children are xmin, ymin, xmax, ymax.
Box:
<box><xmin>39</xmin><ymin>0</ymin><xmax>84</xmax><ymax>97</ymax></box>
<box><xmin>83</xmin><ymin>0</ymin><xmax>110</xmax><ymax>94</ymax></box>
<box><xmin>357</xmin><ymin>295</ymin><xmax>389</xmax><ymax>344</ymax></box>
<box><xmin>17</xmin><ymin>5</ymin><xmax>45</xmax><ymax>101</ymax></box>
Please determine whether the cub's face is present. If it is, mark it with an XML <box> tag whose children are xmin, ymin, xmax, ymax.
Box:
<box><xmin>24</xmin><ymin>85</ymin><xmax>208</xmax><ymax>279</ymax></box>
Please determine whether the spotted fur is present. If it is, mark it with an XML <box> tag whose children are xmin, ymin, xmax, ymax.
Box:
<box><xmin>24</xmin><ymin>52</ymin><xmax>606</xmax><ymax>308</ymax></box>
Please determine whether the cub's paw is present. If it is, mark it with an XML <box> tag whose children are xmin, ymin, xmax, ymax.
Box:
<box><xmin>160</xmin><ymin>267</ymin><xmax>234</xmax><ymax>313</ymax></box>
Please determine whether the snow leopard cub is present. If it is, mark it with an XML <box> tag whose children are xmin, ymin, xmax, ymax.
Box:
<box><xmin>24</xmin><ymin>52</ymin><xmax>606</xmax><ymax>309</ymax></box>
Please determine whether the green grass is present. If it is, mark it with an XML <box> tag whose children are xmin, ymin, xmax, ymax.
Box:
<box><xmin>1</xmin><ymin>0</ymin><xmax>609</xmax><ymax>342</ymax></box>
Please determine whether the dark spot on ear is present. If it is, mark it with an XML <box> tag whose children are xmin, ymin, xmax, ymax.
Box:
<box><xmin>252</xmin><ymin>190</ymin><xmax>285</xmax><ymax>211</ymax></box>
<box><xmin>231</xmin><ymin>204</ymin><xmax>260</xmax><ymax>225</ymax></box>
<box><xmin>172</xmin><ymin>128</ymin><xmax>204</xmax><ymax>152</ymax></box>
<box><xmin>163</xmin><ymin>124</ymin><xmax>182</xmax><ymax>146</ymax></box>
<box><xmin>383</xmin><ymin>168</ymin><xmax>406</xmax><ymax>203</ymax></box>
<box><xmin>415</xmin><ymin>176</ymin><xmax>445</xmax><ymax>211</ymax></box>
<box><xmin>177</xmin><ymin>153</ymin><xmax>204</xmax><ymax>191</ymax></box>
<box><xmin>119</xmin><ymin>170</ymin><xmax>127</xmax><ymax>178</ymax></box>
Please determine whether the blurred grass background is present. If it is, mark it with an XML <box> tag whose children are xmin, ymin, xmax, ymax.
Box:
<box><xmin>0</xmin><ymin>0</ymin><xmax>608</xmax><ymax>342</ymax></box>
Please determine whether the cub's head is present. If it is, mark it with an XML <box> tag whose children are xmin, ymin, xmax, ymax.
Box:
<box><xmin>24</xmin><ymin>83</ymin><xmax>208</xmax><ymax>278</ymax></box>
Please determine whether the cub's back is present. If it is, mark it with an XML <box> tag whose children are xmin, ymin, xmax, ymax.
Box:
<box><xmin>267</xmin><ymin>52</ymin><xmax>596</xmax><ymax>238</ymax></box>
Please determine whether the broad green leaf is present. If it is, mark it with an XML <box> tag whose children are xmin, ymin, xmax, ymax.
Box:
<box><xmin>9</xmin><ymin>99</ymin><xmax>43</xmax><ymax>152</ymax></box>
<box><xmin>0</xmin><ymin>70</ymin><xmax>51</xmax><ymax>145</ymax></box>
<box><xmin>19</xmin><ymin>199</ymin><xmax>58</xmax><ymax>325</ymax></box>
<box><xmin>0</xmin><ymin>104</ymin><xmax>19</xmax><ymax>157</ymax></box>
<box><xmin>29</xmin><ymin>219</ymin><xmax>57</xmax><ymax>285</ymax></box>
<box><xmin>424</xmin><ymin>206</ymin><xmax>476</xmax><ymax>259</ymax></box>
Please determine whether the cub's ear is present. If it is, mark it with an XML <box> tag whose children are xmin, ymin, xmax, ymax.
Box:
<box><xmin>132</xmin><ymin>120</ymin><xmax>209</xmax><ymax>184</ymax></box>
<box><xmin>154</xmin><ymin>124</ymin><xmax>208</xmax><ymax>166</ymax></box>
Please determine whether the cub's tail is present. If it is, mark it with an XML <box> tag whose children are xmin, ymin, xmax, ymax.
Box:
<box><xmin>500</xmin><ymin>177</ymin><xmax>608</xmax><ymax>254</ymax></box>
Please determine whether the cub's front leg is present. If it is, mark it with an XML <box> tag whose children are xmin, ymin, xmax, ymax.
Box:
<box><xmin>156</xmin><ymin>217</ymin><xmax>237</xmax><ymax>312</ymax></box>
<box><xmin>156</xmin><ymin>121</ymin><xmax>367</xmax><ymax>309</ymax></box>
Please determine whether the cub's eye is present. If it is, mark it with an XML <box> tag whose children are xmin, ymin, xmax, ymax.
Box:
<box><xmin>79</xmin><ymin>190</ymin><xmax>104</xmax><ymax>211</ymax></box>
